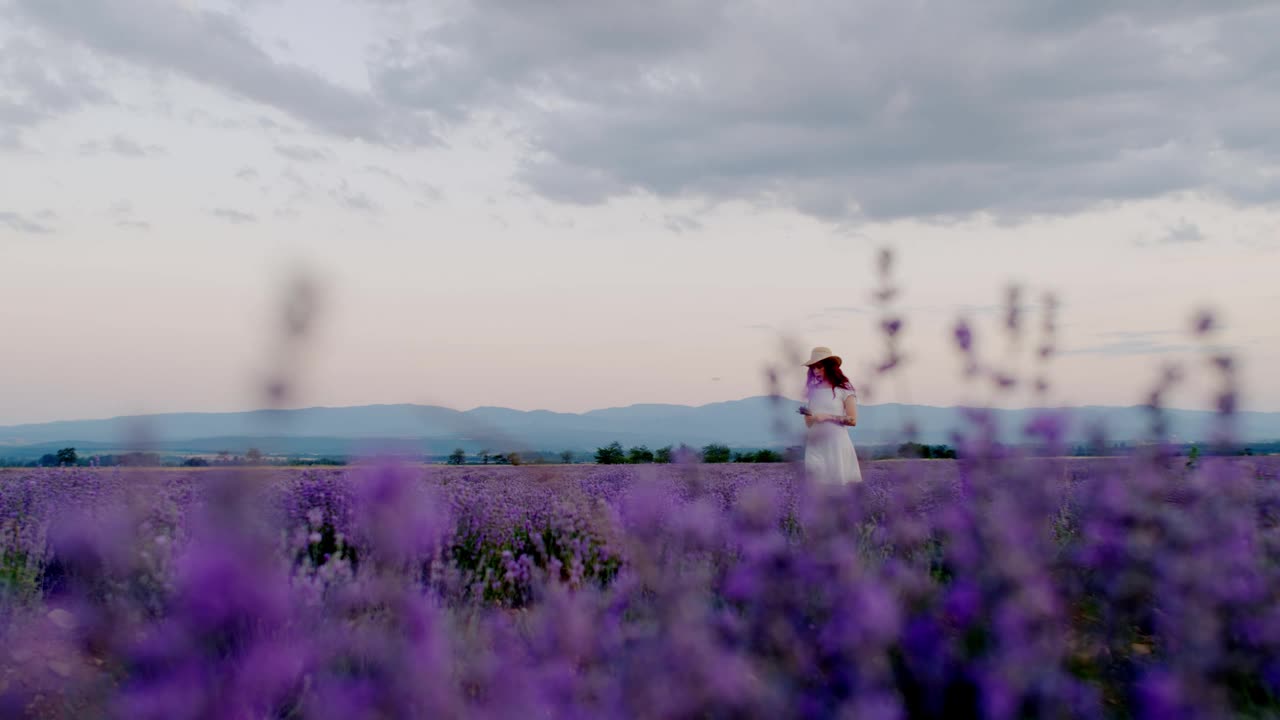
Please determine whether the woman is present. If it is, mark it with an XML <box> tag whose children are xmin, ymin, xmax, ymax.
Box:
<box><xmin>801</xmin><ymin>346</ymin><xmax>863</xmax><ymax>484</ymax></box>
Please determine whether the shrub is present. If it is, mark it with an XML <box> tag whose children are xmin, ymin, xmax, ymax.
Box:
<box><xmin>594</xmin><ymin>442</ymin><xmax>626</xmax><ymax>464</ymax></box>
<box><xmin>701</xmin><ymin>443</ymin><xmax>731</xmax><ymax>463</ymax></box>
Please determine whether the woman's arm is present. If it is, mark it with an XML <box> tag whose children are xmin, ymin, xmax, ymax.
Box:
<box><xmin>842</xmin><ymin>394</ymin><xmax>858</xmax><ymax>427</ymax></box>
<box><xmin>804</xmin><ymin>394</ymin><xmax>858</xmax><ymax>427</ymax></box>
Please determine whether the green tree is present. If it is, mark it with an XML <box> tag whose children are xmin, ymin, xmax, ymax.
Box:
<box><xmin>246</xmin><ymin>448</ymin><xmax>264</xmax><ymax>464</ymax></box>
<box><xmin>701</xmin><ymin>443</ymin><xmax>731</xmax><ymax>464</ymax></box>
<box><xmin>627</xmin><ymin>445</ymin><xmax>655</xmax><ymax>464</ymax></box>
<box><xmin>595</xmin><ymin>442</ymin><xmax>626</xmax><ymax>465</ymax></box>
<box><xmin>480</xmin><ymin>449</ymin><xmax>491</xmax><ymax>465</ymax></box>
<box><xmin>55</xmin><ymin>447</ymin><xmax>78</xmax><ymax>466</ymax></box>
<box><xmin>654</xmin><ymin>446</ymin><xmax>673</xmax><ymax>464</ymax></box>
<box><xmin>507</xmin><ymin>452</ymin><xmax>523</xmax><ymax>466</ymax></box>
<box><xmin>448</xmin><ymin>448</ymin><xmax>466</xmax><ymax>465</ymax></box>
<box><xmin>933</xmin><ymin>445</ymin><xmax>957</xmax><ymax>459</ymax></box>
<box><xmin>752</xmin><ymin>449</ymin><xmax>784</xmax><ymax>463</ymax></box>
<box><xmin>896</xmin><ymin>442</ymin><xmax>956</xmax><ymax>459</ymax></box>
<box><xmin>559</xmin><ymin>450</ymin><xmax>575</xmax><ymax>464</ymax></box>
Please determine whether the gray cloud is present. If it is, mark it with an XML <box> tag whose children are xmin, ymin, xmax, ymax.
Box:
<box><xmin>235</xmin><ymin>166</ymin><xmax>259</xmax><ymax>181</ymax></box>
<box><xmin>663</xmin><ymin>214</ymin><xmax>702</xmax><ymax>234</ymax></box>
<box><xmin>910</xmin><ymin>297</ymin><xmax>1057</xmax><ymax>318</ymax></box>
<box><xmin>805</xmin><ymin>305</ymin><xmax>867</xmax><ymax>324</ymax></box>
<box><xmin>0</xmin><ymin>34</ymin><xmax>108</xmax><ymax>146</ymax></box>
<box><xmin>79</xmin><ymin>134</ymin><xmax>165</xmax><ymax>157</ymax></box>
<box><xmin>362</xmin><ymin>165</ymin><xmax>443</xmax><ymax>204</ymax></box>
<box><xmin>363</xmin><ymin>165</ymin><xmax>409</xmax><ymax>188</ymax></box>
<box><xmin>1063</xmin><ymin>330</ymin><xmax>1207</xmax><ymax>356</ymax></box>
<box><xmin>13</xmin><ymin>0</ymin><xmax>437</xmax><ymax>147</ymax></box>
<box><xmin>1062</xmin><ymin>340</ymin><xmax>1193</xmax><ymax>357</ymax></box>
<box><xmin>1132</xmin><ymin>219</ymin><xmax>1210</xmax><ymax>247</ymax></box>
<box><xmin>279</xmin><ymin>168</ymin><xmax>314</xmax><ymax>205</ymax></box>
<box><xmin>372</xmin><ymin>1</ymin><xmax>1280</xmax><ymax>222</ymax></box>
<box><xmin>416</xmin><ymin>182</ymin><xmax>444</xmax><ymax>203</ymax></box>
<box><xmin>816</xmin><ymin>306</ymin><xmax>866</xmax><ymax>316</ymax></box>
<box><xmin>1095</xmin><ymin>330</ymin><xmax>1181</xmax><ymax>340</ymax></box>
<box><xmin>210</xmin><ymin>208</ymin><xmax>257</xmax><ymax>224</ymax></box>
<box><xmin>1159</xmin><ymin>220</ymin><xmax>1206</xmax><ymax>244</ymax></box>
<box><xmin>275</xmin><ymin>144</ymin><xmax>332</xmax><ymax>163</ymax></box>
<box><xmin>0</xmin><ymin>210</ymin><xmax>55</xmax><ymax>235</ymax></box>
<box><xmin>331</xmin><ymin>180</ymin><xmax>380</xmax><ymax>214</ymax></box>
<box><xmin>107</xmin><ymin>201</ymin><xmax>149</xmax><ymax>230</ymax></box>
<box><xmin>804</xmin><ymin>323</ymin><xmax>838</xmax><ymax>334</ymax></box>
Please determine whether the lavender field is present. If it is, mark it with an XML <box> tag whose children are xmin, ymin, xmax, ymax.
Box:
<box><xmin>2</xmin><ymin>454</ymin><xmax>1279</xmax><ymax>719</ymax></box>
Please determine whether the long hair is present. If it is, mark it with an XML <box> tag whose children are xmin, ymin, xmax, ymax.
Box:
<box><xmin>807</xmin><ymin>358</ymin><xmax>853</xmax><ymax>398</ymax></box>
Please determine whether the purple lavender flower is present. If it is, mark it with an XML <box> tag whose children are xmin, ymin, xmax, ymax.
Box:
<box><xmin>953</xmin><ymin>319</ymin><xmax>974</xmax><ymax>352</ymax></box>
<box><xmin>4</xmin><ymin>447</ymin><xmax>1280</xmax><ymax>717</ymax></box>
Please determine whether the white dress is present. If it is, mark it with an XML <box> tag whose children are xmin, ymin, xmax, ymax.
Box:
<box><xmin>804</xmin><ymin>384</ymin><xmax>863</xmax><ymax>484</ymax></box>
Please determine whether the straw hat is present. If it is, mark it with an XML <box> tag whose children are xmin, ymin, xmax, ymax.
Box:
<box><xmin>804</xmin><ymin>346</ymin><xmax>842</xmax><ymax>367</ymax></box>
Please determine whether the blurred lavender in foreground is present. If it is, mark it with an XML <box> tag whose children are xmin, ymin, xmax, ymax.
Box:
<box><xmin>1</xmin><ymin>452</ymin><xmax>1279</xmax><ymax>718</ymax></box>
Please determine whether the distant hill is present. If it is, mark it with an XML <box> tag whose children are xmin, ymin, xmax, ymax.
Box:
<box><xmin>0</xmin><ymin>397</ymin><xmax>1277</xmax><ymax>459</ymax></box>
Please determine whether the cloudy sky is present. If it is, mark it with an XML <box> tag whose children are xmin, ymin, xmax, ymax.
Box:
<box><xmin>3</xmin><ymin>0</ymin><xmax>1279</xmax><ymax>425</ymax></box>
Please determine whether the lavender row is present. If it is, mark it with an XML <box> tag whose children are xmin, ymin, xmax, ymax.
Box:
<box><xmin>2</xmin><ymin>456</ymin><xmax>1279</xmax><ymax>717</ymax></box>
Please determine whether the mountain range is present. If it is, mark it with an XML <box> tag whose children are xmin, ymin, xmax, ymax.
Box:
<box><xmin>1</xmin><ymin>398</ymin><xmax>1278</xmax><ymax>460</ymax></box>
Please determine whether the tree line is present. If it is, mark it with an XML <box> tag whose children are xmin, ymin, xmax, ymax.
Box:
<box><xmin>592</xmin><ymin>442</ymin><xmax>788</xmax><ymax>465</ymax></box>
<box><xmin>445</xmin><ymin>449</ymin><xmax>549</xmax><ymax>466</ymax></box>
<box><xmin>5</xmin><ymin>447</ymin><xmax>348</xmax><ymax>469</ymax></box>
<box><xmin>439</xmin><ymin>443</ymin><xmax>790</xmax><ymax>466</ymax></box>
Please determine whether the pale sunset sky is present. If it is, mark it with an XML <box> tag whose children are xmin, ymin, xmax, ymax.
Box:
<box><xmin>2</xmin><ymin>0</ymin><xmax>1279</xmax><ymax>425</ymax></box>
